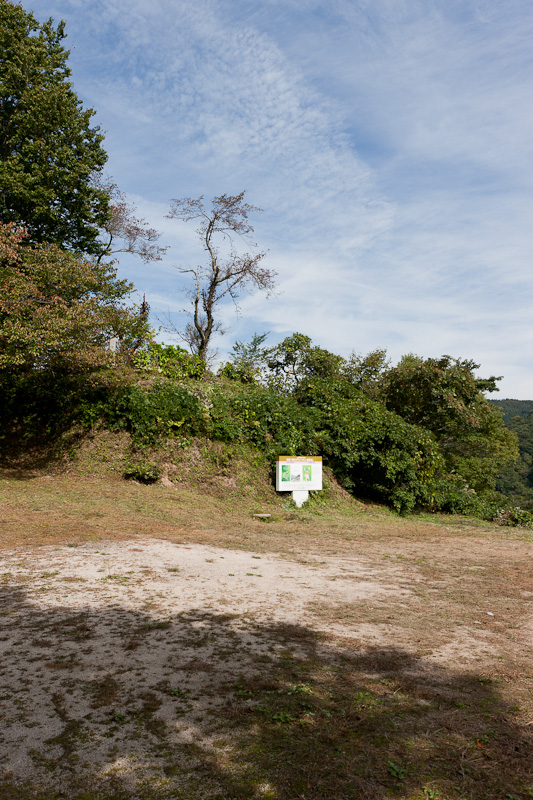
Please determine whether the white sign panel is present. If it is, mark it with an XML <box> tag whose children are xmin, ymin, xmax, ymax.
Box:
<box><xmin>276</xmin><ymin>456</ymin><xmax>323</xmax><ymax>492</ymax></box>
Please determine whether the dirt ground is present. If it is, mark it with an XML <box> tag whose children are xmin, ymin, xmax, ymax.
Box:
<box><xmin>0</xmin><ymin>475</ymin><xmax>532</xmax><ymax>800</ymax></box>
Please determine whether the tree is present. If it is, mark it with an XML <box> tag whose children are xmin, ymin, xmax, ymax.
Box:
<box><xmin>495</xmin><ymin>411</ymin><xmax>533</xmax><ymax>510</ymax></box>
<box><xmin>0</xmin><ymin>2</ymin><xmax>110</xmax><ymax>253</ymax></box>
<box><xmin>92</xmin><ymin>175</ymin><xmax>168</xmax><ymax>264</ymax></box>
<box><xmin>343</xmin><ymin>348</ymin><xmax>390</xmax><ymax>398</ymax></box>
<box><xmin>166</xmin><ymin>192</ymin><xmax>276</xmax><ymax>361</ymax></box>
<box><xmin>219</xmin><ymin>332</ymin><xmax>271</xmax><ymax>383</ymax></box>
<box><xmin>0</xmin><ymin>223</ymin><xmax>150</xmax><ymax>371</ymax></box>
<box><xmin>266</xmin><ymin>333</ymin><xmax>345</xmax><ymax>394</ymax></box>
<box><xmin>381</xmin><ymin>355</ymin><xmax>518</xmax><ymax>493</ymax></box>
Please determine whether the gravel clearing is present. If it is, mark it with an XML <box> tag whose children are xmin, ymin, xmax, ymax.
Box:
<box><xmin>0</xmin><ymin>533</ymin><xmax>531</xmax><ymax>798</ymax></box>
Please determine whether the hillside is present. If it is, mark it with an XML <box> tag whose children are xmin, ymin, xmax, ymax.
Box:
<box><xmin>489</xmin><ymin>398</ymin><xmax>533</xmax><ymax>423</ymax></box>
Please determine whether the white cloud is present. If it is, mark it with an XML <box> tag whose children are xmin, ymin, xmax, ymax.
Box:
<box><xmin>27</xmin><ymin>0</ymin><xmax>533</xmax><ymax>396</ymax></box>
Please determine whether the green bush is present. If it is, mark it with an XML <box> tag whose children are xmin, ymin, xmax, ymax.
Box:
<box><xmin>207</xmin><ymin>376</ymin><xmax>446</xmax><ymax>512</ymax></box>
<box><xmin>492</xmin><ymin>506</ymin><xmax>533</xmax><ymax>528</ymax></box>
<box><xmin>0</xmin><ymin>369</ymin><xmax>122</xmax><ymax>444</ymax></box>
<box><xmin>105</xmin><ymin>381</ymin><xmax>205</xmax><ymax>444</ymax></box>
<box><xmin>297</xmin><ymin>378</ymin><xmax>443</xmax><ymax>513</ymax></box>
<box><xmin>123</xmin><ymin>456</ymin><xmax>162</xmax><ymax>484</ymax></box>
<box><xmin>218</xmin><ymin>361</ymin><xmax>256</xmax><ymax>384</ymax></box>
<box><xmin>2</xmin><ymin>333</ymin><xmax>523</xmax><ymax>521</ymax></box>
<box><xmin>132</xmin><ymin>342</ymin><xmax>205</xmax><ymax>379</ymax></box>
<box><xmin>429</xmin><ymin>473</ymin><xmax>488</xmax><ymax>515</ymax></box>
<box><xmin>229</xmin><ymin>389</ymin><xmax>320</xmax><ymax>455</ymax></box>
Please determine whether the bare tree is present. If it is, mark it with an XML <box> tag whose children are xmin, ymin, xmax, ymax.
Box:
<box><xmin>92</xmin><ymin>175</ymin><xmax>168</xmax><ymax>264</ymax></box>
<box><xmin>166</xmin><ymin>192</ymin><xmax>276</xmax><ymax>362</ymax></box>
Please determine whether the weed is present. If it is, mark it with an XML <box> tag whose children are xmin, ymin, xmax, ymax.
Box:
<box><xmin>123</xmin><ymin>456</ymin><xmax>162</xmax><ymax>484</ymax></box>
<box><xmin>169</xmin><ymin>688</ymin><xmax>189</xmax><ymax>698</ymax></box>
<box><xmin>270</xmin><ymin>710</ymin><xmax>297</xmax><ymax>724</ymax></box>
<box><xmin>387</xmin><ymin>760</ymin><xmax>408</xmax><ymax>780</ymax></box>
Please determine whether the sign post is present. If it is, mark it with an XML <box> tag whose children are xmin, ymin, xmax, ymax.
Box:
<box><xmin>275</xmin><ymin>456</ymin><xmax>323</xmax><ymax>507</ymax></box>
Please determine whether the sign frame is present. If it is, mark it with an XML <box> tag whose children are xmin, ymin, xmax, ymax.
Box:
<box><xmin>275</xmin><ymin>456</ymin><xmax>323</xmax><ymax>492</ymax></box>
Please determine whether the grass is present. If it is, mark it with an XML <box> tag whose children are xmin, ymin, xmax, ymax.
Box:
<box><xmin>0</xmin><ymin>440</ymin><xmax>532</xmax><ymax>799</ymax></box>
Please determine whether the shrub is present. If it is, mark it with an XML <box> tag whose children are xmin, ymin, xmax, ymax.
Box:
<box><xmin>429</xmin><ymin>474</ymin><xmax>487</xmax><ymax>515</ymax></box>
<box><xmin>493</xmin><ymin>506</ymin><xmax>533</xmax><ymax>528</ymax></box>
<box><xmin>296</xmin><ymin>378</ymin><xmax>443</xmax><ymax>513</ymax></box>
<box><xmin>123</xmin><ymin>457</ymin><xmax>162</xmax><ymax>484</ymax></box>
<box><xmin>218</xmin><ymin>361</ymin><xmax>256</xmax><ymax>384</ymax></box>
<box><xmin>0</xmin><ymin>369</ymin><xmax>123</xmax><ymax>445</ymax></box>
<box><xmin>105</xmin><ymin>381</ymin><xmax>205</xmax><ymax>444</ymax></box>
<box><xmin>133</xmin><ymin>342</ymin><xmax>205</xmax><ymax>379</ymax></box>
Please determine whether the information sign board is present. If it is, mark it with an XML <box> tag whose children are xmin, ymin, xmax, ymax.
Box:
<box><xmin>275</xmin><ymin>456</ymin><xmax>323</xmax><ymax>492</ymax></box>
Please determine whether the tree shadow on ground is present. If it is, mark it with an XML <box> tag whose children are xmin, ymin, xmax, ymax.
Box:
<box><xmin>0</xmin><ymin>584</ymin><xmax>531</xmax><ymax>800</ymax></box>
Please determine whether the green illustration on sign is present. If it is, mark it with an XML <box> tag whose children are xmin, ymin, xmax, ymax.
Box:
<box><xmin>303</xmin><ymin>466</ymin><xmax>312</xmax><ymax>481</ymax></box>
<box><xmin>281</xmin><ymin>465</ymin><xmax>291</xmax><ymax>482</ymax></box>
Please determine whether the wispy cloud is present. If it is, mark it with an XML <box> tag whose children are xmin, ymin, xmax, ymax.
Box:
<box><xmin>27</xmin><ymin>0</ymin><xmax>533</xmax><ymax>396</ymax></box>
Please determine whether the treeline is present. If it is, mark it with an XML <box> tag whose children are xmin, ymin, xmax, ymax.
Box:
<box><xmin>0</xmin><ymin>1</ymin><xmax>528</xmax><ymax>524</ymax></box>
<box><xmin>491</xmin><ymin>406</ymin><xmax>533</xmax><ymax>512</ymax></box>
<box><xmin>489</xmin><ymin>399</ymin><xmax>533</xmax><ymax>424</ymax></box>
<box><xmin>1</xmin><ymin>330</ymin><xmax>523</xmax><ymax>520</ymax></box>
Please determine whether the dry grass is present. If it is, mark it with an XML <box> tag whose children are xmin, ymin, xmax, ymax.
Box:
<box><xmin>0</xmin><ymin>465</ymin><xmax>532</xmax><ymax>800</ymax></box>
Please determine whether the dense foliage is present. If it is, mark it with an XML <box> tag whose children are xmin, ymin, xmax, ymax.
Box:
<box><xmin>495</xmin><ymin>411</ymin><xmax>533</xmax><ymax>510</ymax></box>
<box><xmin>0</xmin><ymin>1</ymin><xmax>110</xmax><ymax>252</ymax></box>
<box><xmin>296</xmin><ymin>376</ymin><xmax>443</xmax><ymax>512</ymax></box>
<box><xmin>0</xmin><ymin>223</ymin><xmax>150</xmax><ymax>371</ymax></box>
<box><xmin>132</xmin><ymin>342</ymin><xmax>205</xmax><ymax>380</ymax></box>
<box><xmin>218</xmin><ymin>335</ymin><xmax>519</xmax><ymax>515</ymax></box>
<box><xmin>380</xmin><ymin>355</ymin><xmax>518</xmax><ymax>499</ymax></box>
<box><xmin>489</xmin><ymin>398</ymin><xmax>533</xmax><ymax>424</ymax></box>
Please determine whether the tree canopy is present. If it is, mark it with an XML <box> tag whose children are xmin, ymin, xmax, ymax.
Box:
<box><xmin>380</xmin><ymin>354</ymin><xmax>518</xmax><ymax>495</ymax></box>
<box><xmin>0</xmin><ymin>1</ymin><xmax>110</xmax><ymax>252</ymax></box>
<box><xmin>0</xmin><ymin>223</ymin><xmax>150</xmax><ymax>371</ymax></box>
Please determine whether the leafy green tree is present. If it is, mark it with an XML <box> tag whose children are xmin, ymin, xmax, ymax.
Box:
<box><xmin>0</xmin><ymin>223</ymin><xmax>150</xmax><ymax>371</ymax></box>
<box><xmin>342</xmin><ymin>348</ymin><xmax>390</xmax><ymax>398</ymax></box>
<box><xmin>495</xmin><ymin>412</ymin><xmax>533</xmax><ymax>509</ymax></box>
<box><xmin>266</xmin><ymin>333</ymin><xmax>345</xmax><ymax>393</ymax></box>
<box><xmin>381</xmin><ymin>355</ymin><xmax>518</xmax><ymax>493</ymax></box>
<box><xmin>219</xmin><ymin>332</ymin><xmax>271</xmax><ymax>383</ymax></box>
<box><xmin>0</xmin><ymin>1</ymin><xmax>110</xmax><ymax>252</ymax></box>
<box><xmin>296</xmin><ymin>375</ymin><xmax>443</xmax><ymax>513</ymax></box>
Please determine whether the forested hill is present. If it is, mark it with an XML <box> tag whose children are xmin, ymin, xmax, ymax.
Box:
<box><xmin>491</xmin><ymin>400</ymin><xmax>533</xmax><ymax>510</ymax></box>
<box><xmin>489</xmin><ymin>399</ymin><xmax>533</xmax><ymax>424</ymax></box>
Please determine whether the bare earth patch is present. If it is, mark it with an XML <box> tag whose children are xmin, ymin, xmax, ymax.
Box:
<box><xmin>0</xmin><ymin>476</ymin><xmax>532</xmax><ymax>799</ymax></box>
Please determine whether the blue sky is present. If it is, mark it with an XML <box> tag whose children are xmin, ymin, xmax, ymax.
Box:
<box><xmin>29</xmin><ymin>0</ymin><xmax>533</xmax><ymax>397</ymax></box>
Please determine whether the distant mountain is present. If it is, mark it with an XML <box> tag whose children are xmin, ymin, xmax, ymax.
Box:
<box><xmin>488</xmin><ymin>399</ymin><xmax>533</xmax><ymax>424</ymax></box>
<box><xmin>490</xmin><ymin>400</ymin><xmax>533</xmax><ymax>509</ymax></box>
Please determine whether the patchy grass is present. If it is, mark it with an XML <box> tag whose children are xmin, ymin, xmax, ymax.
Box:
<box><xmin>0</xmin><ymin>465</ymin><xmax>532</xmax><ymax>800</ymax></box>
<box><xmin>224</xmin><ymin>647</ymin><xmax>533</xmax><ymax>800</ymax></box>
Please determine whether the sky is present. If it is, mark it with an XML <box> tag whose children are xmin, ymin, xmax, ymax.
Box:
<box><xmin>28</xmin><ymin>0</ymin><xmax>533</xmax><ymax>397</ymax></box>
